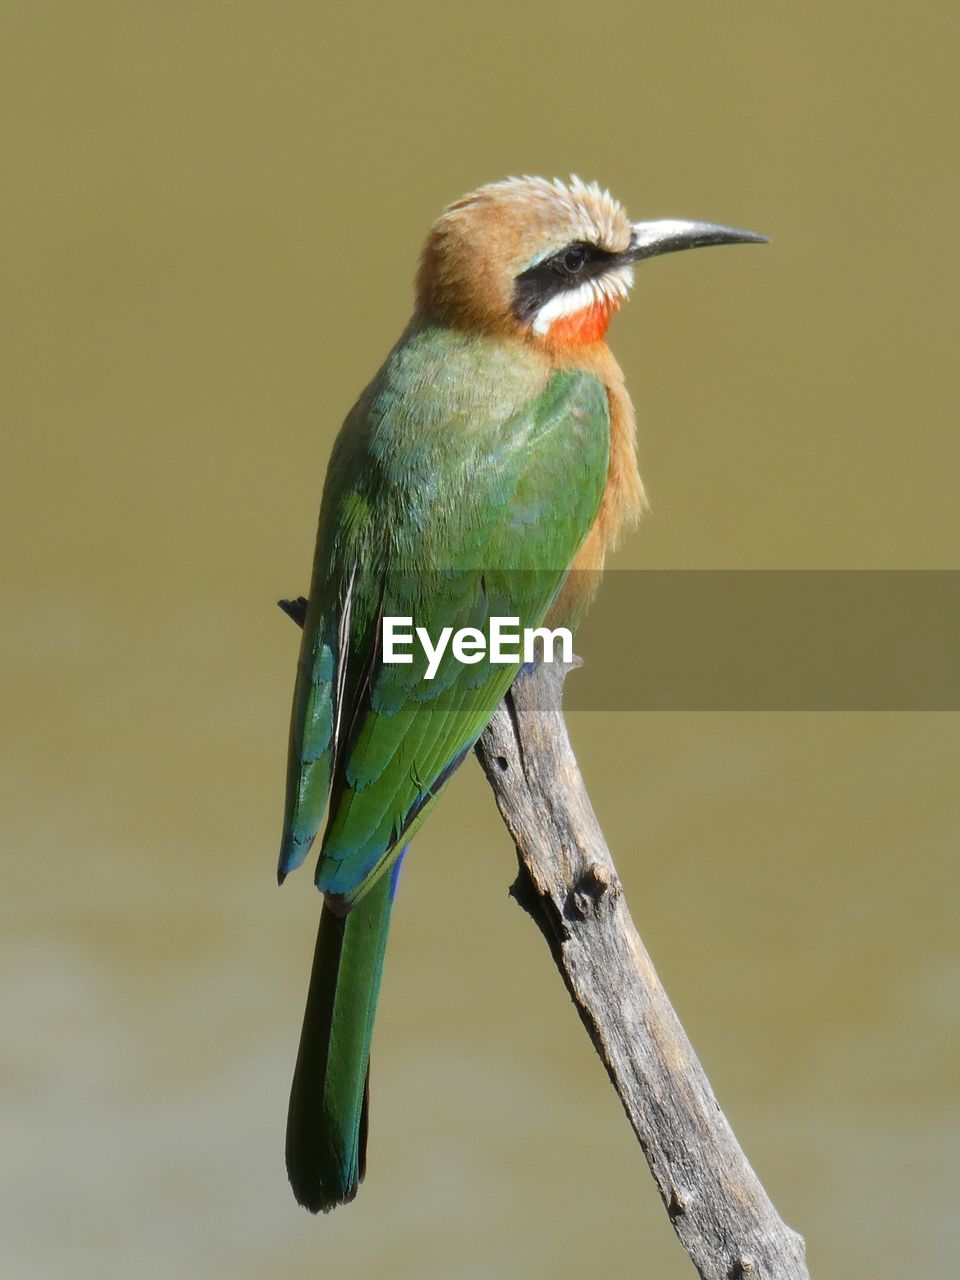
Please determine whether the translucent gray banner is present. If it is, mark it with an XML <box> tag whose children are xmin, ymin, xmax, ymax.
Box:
<box><xmin>284</xmin><ymin>571</ymin><xmax>959</xmax><ymax>711</ymax></box>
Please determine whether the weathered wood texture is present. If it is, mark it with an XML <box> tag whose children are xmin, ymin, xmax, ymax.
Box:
<box><xmin>473</xmin><ymin>659</ymin><xmax>809</xmax><ymax>1280</ymax></box>
<box><xmin>279</xmin><ymin>599</ymin><xmax>808</xmax><ymax>1278</ymax></box>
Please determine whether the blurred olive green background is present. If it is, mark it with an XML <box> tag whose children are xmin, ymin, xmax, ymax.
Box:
<box><xmin>3</xmin><ymin>3</ymin><xmax>958</xmax><ymax>1277</ymax></box>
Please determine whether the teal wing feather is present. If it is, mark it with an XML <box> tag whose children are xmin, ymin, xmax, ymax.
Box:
<box><xmin>278</xmin><ymin>326</ymin><xmax>610</xmax><ymax>902</ymax></box>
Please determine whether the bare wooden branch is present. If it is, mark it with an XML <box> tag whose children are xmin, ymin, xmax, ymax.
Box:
<box><xmin>473</xmin><ymin>658</ymin><xmax>809</xmax><ymax>1280</ymax></box>
<box><xmin>278</xmin><ymin>600</ymin><xmax>808</xmax><ymax>1277</ymax></box>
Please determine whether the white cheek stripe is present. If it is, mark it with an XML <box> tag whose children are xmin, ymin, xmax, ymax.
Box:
<box><xmin>531</xmin><ymin>265</ymin><xmax>634</xmax><ymax>335</ymax></box>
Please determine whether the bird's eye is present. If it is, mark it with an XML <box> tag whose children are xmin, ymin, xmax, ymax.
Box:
<box><xmin>562</xmin><ymin>245</ymin><xmax>587</xmax><ymax>274</ymax></box>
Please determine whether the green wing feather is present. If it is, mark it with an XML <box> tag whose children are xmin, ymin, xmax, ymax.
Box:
<box><xmin>279</xmin><ymin>325</ymin><xmax>609</xmax><ymax>900</ymax></box>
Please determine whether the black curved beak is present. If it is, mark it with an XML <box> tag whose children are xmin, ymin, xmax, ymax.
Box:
<box><xmin>629</xmin><ymin>219</ymin><xmax>768</xmax><ymax>262</ymax></box>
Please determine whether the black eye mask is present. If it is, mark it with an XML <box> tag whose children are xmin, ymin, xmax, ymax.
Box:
<box><xmin>512</xmin><ymin>241</ymin><xmax>632</xmax><ymax>325</ymax></box>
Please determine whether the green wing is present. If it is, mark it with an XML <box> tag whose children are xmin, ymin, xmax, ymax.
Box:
<box><xmin>278</xmin><ymin>326</ymin><xmax>609</xmax><ymax>905</ymax></box>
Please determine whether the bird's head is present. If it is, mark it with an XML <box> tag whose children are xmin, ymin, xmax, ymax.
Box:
<box><xmin>416</xmin><ymin>175</ymin><xmax>765</xmax><ymax>350</ymax></box>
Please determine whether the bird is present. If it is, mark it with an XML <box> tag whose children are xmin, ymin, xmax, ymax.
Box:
<box><xmin>277</xmin><ymin>175</ymin><xmax>765</xmax><ymax>1212</ymax></box>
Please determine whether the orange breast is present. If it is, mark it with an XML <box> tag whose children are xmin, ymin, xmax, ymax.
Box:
<box><xmin>547</xmin><ymin>341</ymin><xmax>646</xmax><ymax>616</ymax></box>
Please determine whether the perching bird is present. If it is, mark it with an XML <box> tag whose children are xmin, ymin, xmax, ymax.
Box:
<box><xmin>278</xmin><ymin>176</ymin><xmax>764</xmax><ymax>1212</ymax></box>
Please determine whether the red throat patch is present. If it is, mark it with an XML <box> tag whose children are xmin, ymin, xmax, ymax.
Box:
<box><xmin>544</xmin><ymin>296</ymin><xmax>620</xmax><ymax>348</ymax></box>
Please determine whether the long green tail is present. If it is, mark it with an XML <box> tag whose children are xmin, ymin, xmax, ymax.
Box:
<box><xmin>285</xmin><ymin>860</ymin><xmax>399</xmax><ymax>1212</ymax></box>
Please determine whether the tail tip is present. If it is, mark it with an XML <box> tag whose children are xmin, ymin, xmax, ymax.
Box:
<box><xmin>288</xmin><ymin>1168</ymin><xmax>360</xmax><ymax>1214</ymax></box>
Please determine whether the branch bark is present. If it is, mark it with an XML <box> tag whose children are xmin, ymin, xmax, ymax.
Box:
<box><xmin>279</xmin><ymin>598</ymin><xmax>809</xmax><ymax>1278</ymax></box>
<box><xmin>473</xmin><ymin>658</ymin><xmax>809</xmax><ymax>1280</ymax></box>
